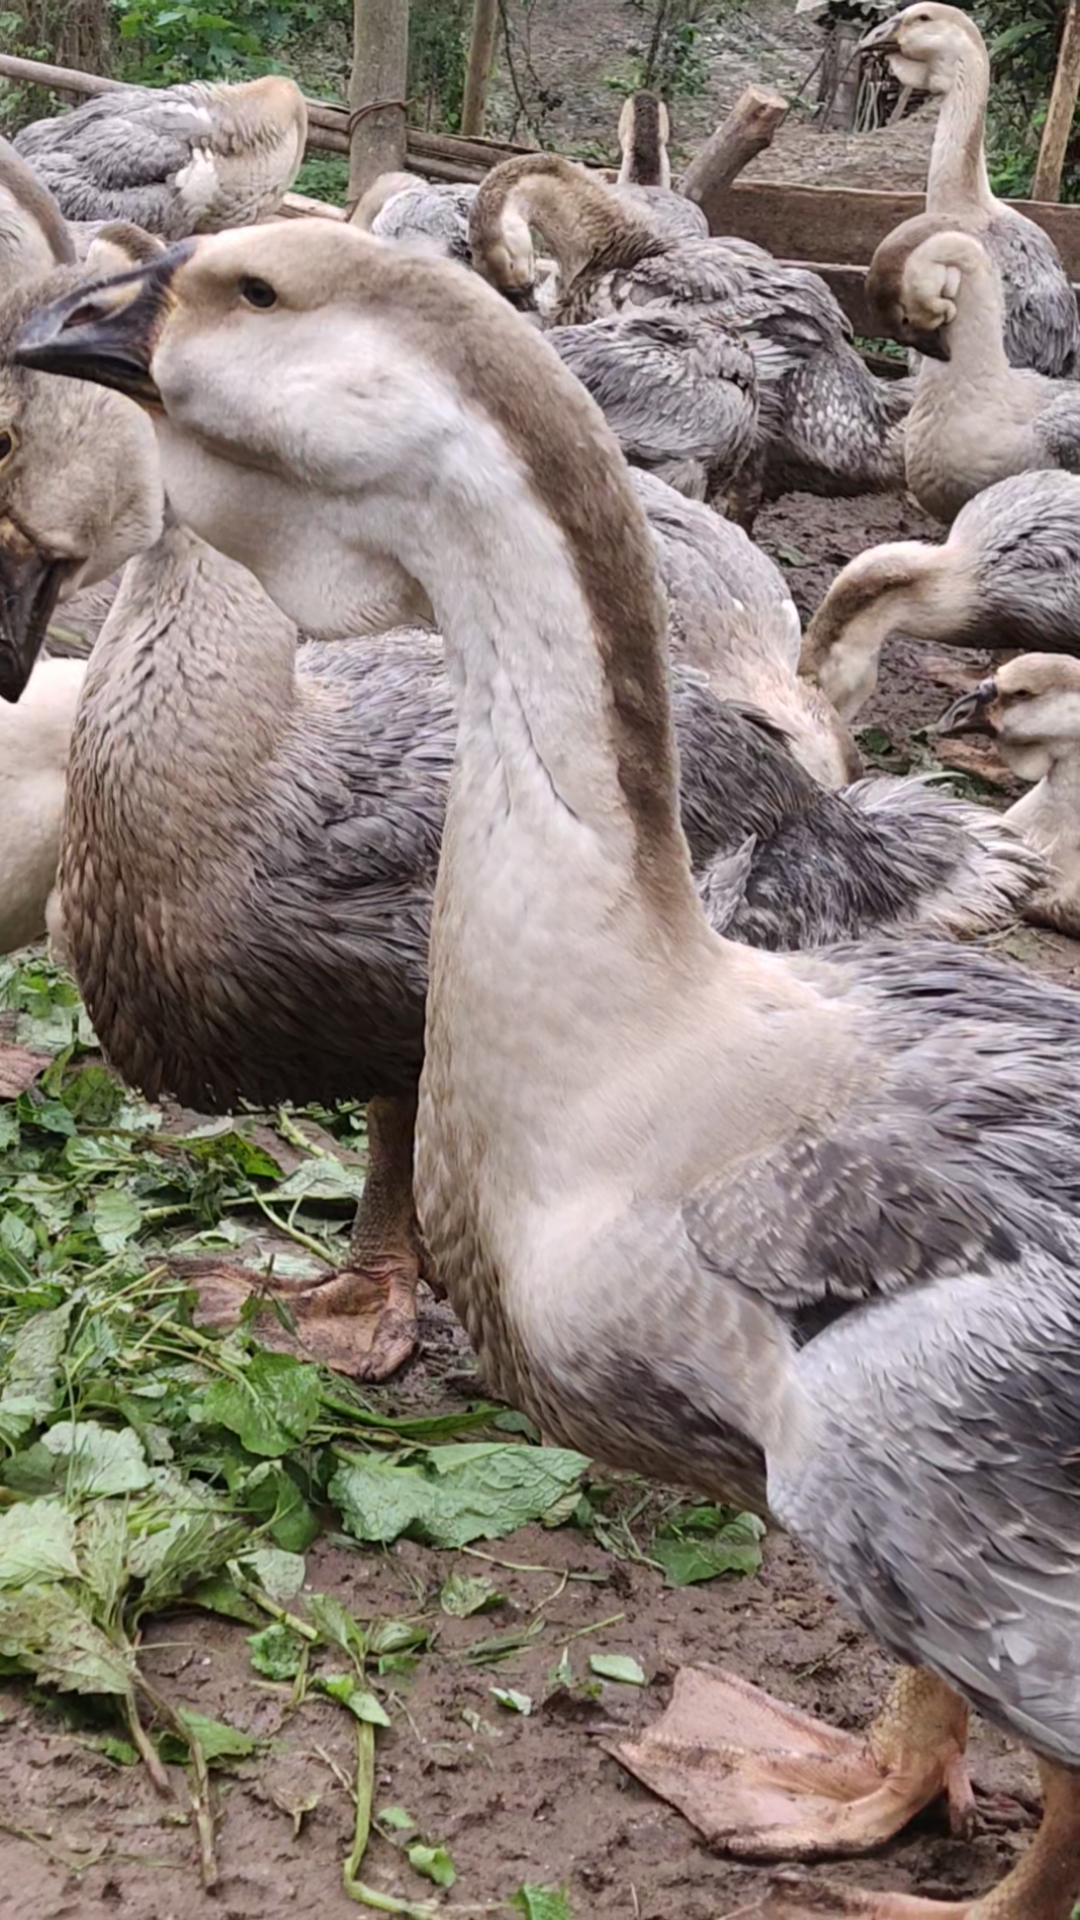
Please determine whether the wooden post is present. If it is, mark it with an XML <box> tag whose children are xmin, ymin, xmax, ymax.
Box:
<box><xmin>348</xmin><ymin>0</ymin><xmax>410</xmax><ymax>203</ymax></box>
<box><xmin>461</xmin><ymin>0</ymin><xmax>499</xmax><ymax>137</ymax></box>
<box><xmin>1033</xmin><ymin>0</ymin><xmax>1080</xmax><ymax>203</ymax></box>
<box><xmin>679</xmin><ymin>86</ymin><xmax>787</xmax><ymax>227</ymax></box>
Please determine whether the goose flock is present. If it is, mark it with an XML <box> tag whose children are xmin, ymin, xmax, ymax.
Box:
<box><xmin>3</xmin><ymin>7</ymin><xmax>1080</xmax><ymax>1914</ymax></box>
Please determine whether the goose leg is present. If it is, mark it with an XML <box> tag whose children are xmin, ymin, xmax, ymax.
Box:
<box><xmin>185</xmin><ymin>1092</ymin><xmax>427</xmax><ymax>1380</ymax></box>
<box><xmin>756</xmin><ymin>1758</ymin><xmax>1080</xmax><ymax>1918</ymax></box>
<box><xmin>615</xmin><ymin>1665</ymin><xmax>977</xmax><ymax>1858</ymax></box>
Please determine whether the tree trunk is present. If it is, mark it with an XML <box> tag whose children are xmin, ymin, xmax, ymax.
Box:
<box><xmin>1033</xmin><ymin>0</ymin><xmax>1080</xmax><ymax>203</ymax></box>
<box><xmin>460</xmin><ymin>0</ymin><xmax>499</xmax><ymax>137</ymax></box>
<box><xmin>348</xmin><ymin>0</ymin><xmax>410</xmax><ymax>203</ymax></box>
<box><xmin>679</xmin><ymin>86</ymin><xmax>787</xmax><ymax>228</ymax></box>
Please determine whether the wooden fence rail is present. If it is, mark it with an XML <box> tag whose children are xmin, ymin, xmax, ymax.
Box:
<box><xmin>2</xmin><ymin>48</ymin><xmax>1078</xmax><ymax>325</ymax></box>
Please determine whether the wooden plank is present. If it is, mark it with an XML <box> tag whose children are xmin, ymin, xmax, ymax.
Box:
<box><xmin>679</xmin><ymin>86</ymin><xmax>786</xmax><ymax>222</ymax></box>
<box><xmin>709</xmin><ymin>179</ymin><xmax>1080</xmax><ymax>280</ymax></box>
<box><xmin>1034</xmin><ymin>0</ymin><xmax>1080</xmax><ymax>202</ymax></box>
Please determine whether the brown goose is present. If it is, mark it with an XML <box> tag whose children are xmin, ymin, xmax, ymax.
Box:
<box><xmin>29</xmin><ymin>217</ymin><xmax>1080</xmax><ymax>1920</ymax></box>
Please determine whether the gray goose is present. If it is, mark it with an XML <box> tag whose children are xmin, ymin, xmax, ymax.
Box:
<box><xmin>868</xmin><ymin>215</ymin><xmax>1080</xmax><ymax>522</ymax></box>
<box><xmin>469</xmin><ymin>152</ymin><xmax>911</xmax><ymax>514</ymax></box>
<box><xmin>862</xmin><ymin>3</ymin><xmax>1080</xmax><ymax>379</ymax></box>
<box><xmin>612</xmin><ymin>90</ymin><xmax>708</xmax><ymax>242</ymax></box>
<box><xmin>13</xmin><ymin>75</ymin><xmax>306</xmax><ymax>240</ymax></box>
<box><xmin>30</xmin><ymin>216</ymin><xmax>1080</xmax><ymax>1920</ymax></box>
<box><xmin>802</xmin><ymin>469</ymin><xmax>1080</xmax><ymax>727</ymax></box>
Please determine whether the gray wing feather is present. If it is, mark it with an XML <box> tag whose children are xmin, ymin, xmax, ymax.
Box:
<box><xmin>986</xmin><ymin>209</ymin><xmax>1080</xmax><ymax>379</ymax></box>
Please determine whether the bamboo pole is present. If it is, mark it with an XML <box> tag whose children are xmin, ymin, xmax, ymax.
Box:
<box><xmin>460</xmin><ymin>0</ymin><xmax>499</xmax><ymax>136</ymax></box>
<box><xmin>1033</xmin><ymin>0</ymin><xmax>1080</xmax><ymax>204</ymax></box>
<box><xmin>347</xmin><ymin>0</ymin><xmax>410</xmax><ymax>201</ymax></box>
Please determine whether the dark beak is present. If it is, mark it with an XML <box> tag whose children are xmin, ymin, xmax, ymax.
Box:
<box><xmin>502</xmin><ymin>284</ymin><xmax>539</xmax><ymax>314</ymax></box>
<box><xmin>11</xmin><ymin>240</ymin><xmax>194</xmax><ymax>404</ymax></box>
<box><xmin>0</xmin><ymin>532</ymin><xmax>74</xmax><ymax>701</ymax></box>
<box><xmin>901</xmin><ymin>326</ymin><xmax>950</xmax><ymax>362</ymax></box>
<box><xmin>859</xmin><ymin>17</ymin><xmax>902</xmax><ymax>53</ymax></box>
<box><xmin>936</xmin><ymin>678</ymin><xmax>996</xmax><ymax>737</ymax></box>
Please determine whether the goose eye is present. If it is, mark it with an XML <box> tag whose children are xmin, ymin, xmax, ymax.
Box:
<box><xmin>240</xmin><ymin>277</ymin><xmax>277</xmax><ymax>310</ymax></box>
<box><xmin>0</xmin><ymin>428</ymin><xmax>18</xmax><ymax>467</ymax></box>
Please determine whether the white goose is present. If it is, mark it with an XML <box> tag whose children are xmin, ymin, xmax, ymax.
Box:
<box><xmin>24</xmin><ymin>223</ymin><xmax>1080</xmax><ymax>1920</ymax></box>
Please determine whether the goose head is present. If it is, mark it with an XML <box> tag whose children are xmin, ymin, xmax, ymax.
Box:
<box><xmin>866</xmin><ymin>214</ymin><xmax>992</xmax><ymax>358</ymax></box>
<box><xmin>939</xmin><ymin>655</ymin><xmax>1080</xmax><ymax>784</ymax></box>
<box><xmin>13</xmin><ymin>221</ymin><xmax>614</xmax><ymax>641</ymax></box>
<box><xmin>860</xmin><ymin>3</ymin><xmax>987</xmax><ymax>95</ymax></box>
<box><xmin>617</xmin><ymin>91</ymin><xmax>672</xmax><ymax>188</ymax></box>
<box><xmin>0</xmin><ymin>228</ymin><xmax>164</xmax><ymax>701</ymax></box>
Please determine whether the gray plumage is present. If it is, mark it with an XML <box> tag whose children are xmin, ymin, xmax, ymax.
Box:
<box><xmin>370</xmin><ymin>181</ymin><xmax>478</xmax><ymax>266</ymax></box>
<box><xmin>546</xmin><ymin>309</ymin><xmax>758</xmax><ymax>497</ymax></box>
<box><xmin>977</xmin><ymin>211</ymin><xmax>1080</xmax><ymax>380</ymax></box>
<box><xmin>13</xmin><ymin>76</ymin><xmax>305</xmax><ymax>239</ymax></box>
<box><xmin>555</xmin><ymin>237</ymin><xmax>910</xmax><ymax>506</ymax></box>
<box><xmin>58</xmin><ymin>520</ymin><xmax>1039</xmax><ymax>1118</ymax></box>
<box><xmin>933</xmin><ymin>470</ymin><xmax>1080</xmax><ymax>655</ymax></box>
<box><xmin>614</xmin><ymin>184</ymin><xmax>708</xmax><ymax>243</ymax></box>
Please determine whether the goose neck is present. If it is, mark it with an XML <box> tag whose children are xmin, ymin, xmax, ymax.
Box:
<box><xmin>926</xmin><ymin>47</ymin><xmax>995</xmax><ymax>215</ymax></box>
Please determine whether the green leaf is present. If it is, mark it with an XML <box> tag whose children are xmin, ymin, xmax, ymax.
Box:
<box><xmin>308</xmin><ymin>1590</ymin><xmax>367</xmax><ymax>1666</ymax></box>
<box><xmin>188</xmin><ymin>1574</ymin><xmax>263</xmax><ymax>1627</ymax></box>
<box><xmin>174</xmin><ymin>1708</ymin><xmax>257</xmax><ymax>1763</ymax></box>
<box><xmin>0</xmin><ymin>1584</ymin><xmax>134</xmax><ymax>1695</ymax></box>
<box><xmin>589</xmin><ymin>1653</ymin><xmax>645</xmax><ymax>1686</ymax></box>
<box><xmin>0</xmin><ymin>1499</ymin><xmax>80</xmax><ymax>1588</ymax></box>
<box><xmin>40</xmin><ymin>1421</ymin><xmax>152</xmax><ymax>1498</ymax></box>
<box><xmin>316</xmin><ymin>1672</ymin><xmax>391</xmax><ymax>1725</ymax></box>
<box><xmin>248</xmin><ymin>1622</ymin><xmax>306</xmax><ymax>1681</ymax></box>
<box><xmin>654</xmin><ymin>1511</ymin><xmax>765</xmax><ymax>1588</ymax></box>
<box><xmin>378</xmin><ymin>1805</ymin><xmax>416</xmax><ymax>1831</ymax></box>
<box><xmin>439</xmin><ymin>1572</ymin><xmax>503</xmax><ymax>1617</ymax></box>
<box><xmin>76</xmin><ymin>1500</ymin><xmax>130</xmax><ymax>1617</ymax></box>
<box><xmin>200</xmin><ymin>1351</ymin><xmax>322</xmax><ymax>1457</ymax></box>
<box><xmin>90</xmin><ymin>1187</ymin><xmax>144</xmax><ymax>1254</ymax></box>
<box><xmin>0</xmin><ymin>1302</ymin><xmax>71</xmax><ymax>1447</ymax></box>
<box><xmin>239</xmin><ymin>1546</ymin><xmax>305</xmax><ymax>1604</ymax></box>
<box><xmin>127</xmin><ymin>1485</ymin><xmax>246</xmax><ymax>1616</ymax></box>
<box><xmin>511</xmin><ymin>1888</ymin><xmax>574</xmax><ymax>1920</ymax></box>
<box><xmin>490</xmin><ymin>1686</ymin><xmax>532</xmax><ymax>1715</ymax></box>
<box><xmin>407</xmin><ymin>1842</ymin><xmax>455</xmax><ymax>1889</ymax></box>
<box><xmin>329</xmin><ymin>1442</ymin><xmax>588</xmax><ymax>1550</ymax></box>
<box><xmin>272</xmin><ymin>1157</ymin><xmax>365</xmax><ymax>1203</ymax></box>
<box><xmin>240</xmin><ymin>1460</ymin><xmax>319</xmax><ymax>1553</ymax></box>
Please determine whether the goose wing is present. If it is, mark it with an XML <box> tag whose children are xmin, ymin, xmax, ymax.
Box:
<box><xmin>14</xmin><ymin>88</ymin><xmax>217</xmax><ymax>232</ymax></box>
<box><xmin>546</xmin><ymin>311</ymin><xmax>757</xmax><ymax>472</ymax></box>
<box><xmin>1037</xmin><ymin>388</ymin><xmax>1080</xmax><ymax>472</ymax></box>
<box><xmin>987</xmin><ymin>210</ymin><xmax>1080</xmax><ymax>379</ymax></box>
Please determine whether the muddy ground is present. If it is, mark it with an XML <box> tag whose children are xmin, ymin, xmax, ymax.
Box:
<box><xmin>3</xmin><ymin>480</ymin><xmax>1072</xmax><ymax>1919</ymax></box>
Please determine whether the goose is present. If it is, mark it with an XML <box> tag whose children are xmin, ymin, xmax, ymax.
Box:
<box><xmin>13</xmin><ymin>75</ymin><xmax>307</xmax><ymax>241</ymax></box>
<box><xmin>351</xmin><ymin>171</ymin><xmax>478</xmax><ymax>265</ymax></box>
<box><xmin>861</xmin><ymin>4</ymin><xmax>1080</xmax><ymax>379</ymax></box>
<box><xmin>0</xmin><ymin>376</ymin><xmax>1039</xmax><ymax>1380</ymax></box>
<box><xmin>544</xmin><ymin>308</ymin><xmax>759</xmax><ymax>502</ymax></box>
<box><xmin>868</xmin><ymin>215</ymin><xmax>1080</xmax><ymax>522</ymax></box>
<box><xmin>612</xmin><ymin>91</ymin><xmax>708</xmax><ymax>242</ymax></box>
<box><xmin>26</xmin><ymin>222</ymin><xmax>1080</xmax><ymax>1919</ymax></box>
<box><xmin>0</xmin><ymin>657</ymin><xmax>83</xmax><ymax>953</ymax></box>
<box><xmin>800</xmin><ymin>470</ymin><xmax>1080</xmax><ymax>726</ymax></box>
<box><xmin>469</xmin><ymin>152</ymin><xmax>911</xmax><ymax>511</ymax></box>
<box><xmin>938</xmin><ymin>654</ymin><xmax>1080</xmax><ymax>938</ymax></box>
<box><xmin>633</xmin><ymin>468</ymin><xmax>859</xmax><ymax>788</ymax></box>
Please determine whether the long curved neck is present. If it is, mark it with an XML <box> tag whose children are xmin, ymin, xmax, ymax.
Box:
<box><xmin>920</xmin><ymin>251</ymin><xmax>1009</xmax><ymax>387</ymax></box>
<box><xmin>76</xmin><ymin>516</ymin><xmax>298</xmax><ymax>819</ymax></box>
<box><xmin>800</xmin><ymin>543</ymin><xmax>958</xmax><ymax>721</ymax></box>
<box><xmin>477</xmin><ymin>156</ymin><xmax>660</xmax><ymax>282</ymax></box>
<box><xmin>926</xmin><ymin>44</ymin><xmax>995</xmax><ymax>215</ymax></box>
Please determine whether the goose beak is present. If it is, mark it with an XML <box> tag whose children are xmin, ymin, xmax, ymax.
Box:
<box><xmin>859</xmin><ymin>15</ymin><xmax>902</xmax><ymax>53</ymax></box>
<box><xmin>12</xmin><ymin>240</ymin><xmax>194</xmax><ymax>405</ymax></box>
<box><xmin>935</xmin><ymin>678</ymin><xmax>996</xmax><ymax>737</ymax></box>
<box><xmin>0</xmin><ymin>530</ymin><xmax>73</xmax><ymax>702</ymax></box>
<box><xmin>502</xmin><ymin>284</ymin><xmax>539</xmax><ymax>314</ymax></box>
